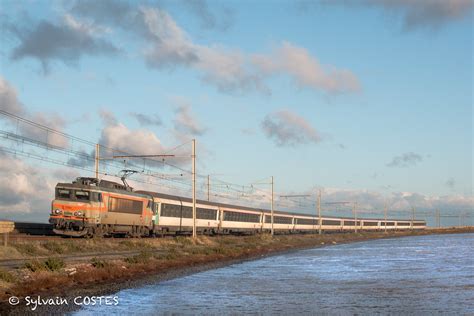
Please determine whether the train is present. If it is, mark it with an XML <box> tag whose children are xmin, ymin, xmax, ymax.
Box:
<box><xmin>49</xmin><ymin>177</ymin><xmax>426</xmax><ymax>237</ymax></box>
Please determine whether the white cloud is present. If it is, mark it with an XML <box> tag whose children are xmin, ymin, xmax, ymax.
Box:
<box><xmin>0</xmin><ymin>152</ymin><xmax>76</xmax><ymax>219</ymax></box>
<box><xmin>173</xmin><ymin>104</ymin><xmax>207</xmax><ymax>136</ymax></box>
<box><xmin>99</xmin><ymin>110</ymin><xmax>166</xmax><ymax>156</ymax></box>
<box><xmin>0</xmin><ymin>76</ymin><xmax>69</xmax><ymax>148</ymax></box>
<box><xmin>253</xmin><ymin>42</ymin><xmax>361</xmax><ymax>94</ymax></box>
<box><xmin>98</xmin><ymin>110</ymin><xmax>192</xmax><ymax>169</ymax></box>
<box><xmin>63</xmin><ymin>4</ymin><xmax>361</xmax><ymax>95</ymax></box>
<box><xmin>0</xmin><ymin>76</ymin><xmax>25</xmax><ymax>115</ymax></box>
<box><xmin>262</xmin><ymin>110</ymin><xmax>322</xmax><ymax>146</ymax></box>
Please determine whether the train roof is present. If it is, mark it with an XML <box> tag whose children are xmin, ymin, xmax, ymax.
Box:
<box><xmin>135</xmin><ymin>190</ymin><xmax>424</xmax><ymax>222</ymax></box>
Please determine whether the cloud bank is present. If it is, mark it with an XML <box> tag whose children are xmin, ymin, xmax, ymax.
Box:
<box><xmin>6</xmin><ymin>14</ymin><xmax>118</xmax><ymax>73</ymax></box>
<box><xmin>5</xmin><ymin>1</ymin><xmax>361</xmax><ymax>95</ymax></box>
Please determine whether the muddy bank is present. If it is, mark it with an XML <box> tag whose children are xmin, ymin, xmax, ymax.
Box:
<box><xmin>0</xmin><ymin>227</ymin><xmax>472</xmax><ymax>315</ymax></box>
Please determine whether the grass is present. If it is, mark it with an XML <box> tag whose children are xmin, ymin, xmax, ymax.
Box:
<box><xmin>0</xmin><ymin>269</ymin><xmax>15</xmax><ymax>283</ymax></box>
<box><xmin>124</xmin><ymin>251</ymin><xmax>153</xmax><ymax>264</ymax></box>
<box><xmin>24</xmin><ymin>259</ymin><xmax>46</xmax><ymax>272</ymax></box>
<box><xmin>90</xmin><ymin>257</ymin><xmax>109</xmax><ymax>269</ymax></box>
<box><xmin>24</xmin><ymin>257</ymin><xmax>65</xmax><ymax>272</ymax></box>
<box><xmin>14</xmin><ymin>243</ymin><xmax>43</xmax><ymax>256</ymax></box>
<box><xmin>43</xmin><ymin>257</ymin><xmax>65</xmax><ymax>271</ymax></box>
<box><xmin>42</xmin><ymin>241</ymin><xmax>66</xmax><ymax>254</ymax></box>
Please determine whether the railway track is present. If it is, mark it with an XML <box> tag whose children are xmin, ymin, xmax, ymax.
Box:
<box><xmin>0</xmin><ymin>250</ymin><xmax>164</xmax><ymax>270</ymax></box>
<box><xmin>7</xmin><ymin>234</ymin><xmax>63</xmax><ymax>241</ymax></box>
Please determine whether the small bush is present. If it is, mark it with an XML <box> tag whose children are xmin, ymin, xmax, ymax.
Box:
<box><xmin>119</xmin><ymin>240</ymin><xmax>136</xmax><ymax>249</ymax></box>
<box><xmin>176</xmin><ymin>236</ymin><xmax>192</xmax><ymax>246</ymax></box>
<box><xmin>161</xmin><ymin>253</ymin><xmax>174</xmax><ymax>260</ymax></box>
<box><xmin>24</xmin><ymin>257</ymin><xmax>65</xmax><ymax>272</ymax></box>
<box><xmin>15</xmin><ymin>243</ymin><xmax>41</xmax><ymax>255</ymax></box>
<box><xmin>63</xmin><ymin>241</ymin><xmax>86</xmax><ymax>253</ymax></box>
<box><xmin>124</xmin><ymin>251</ymin><xmax>153</xmax><ymax>264</ymax></box>
<box><xmin>42</xmin><ymin>241</ymin><xmax>65</xmax><ymax>254</ymax></box>
<box><xmin>24</xmin><ymin>259</ymin><xmax>46</xmax><ymax>272</ymax></box>
<box><xmin>0</xmin><ymin>268</ymin><xmax>15</xmax><ymax>283</ymax></box>
<box><xmin>90</xmin><ymin>257</ymin><xmax>109</xmax><ymax>269</ymax></box>
<box><xmin>213</xmin><ymin>246</ymin><xmax>232</xmax><ymax>255</ymax></box>
<box><xmin>44</xmin><ymin>257</ymin><xmax>65</xmax><ymax>271</ymax></box>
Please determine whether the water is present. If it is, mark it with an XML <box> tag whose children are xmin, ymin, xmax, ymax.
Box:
<box><xmin>76</xmin><ymin>234</ymin><xmax>474</xmax><ymax>315</ymax></box>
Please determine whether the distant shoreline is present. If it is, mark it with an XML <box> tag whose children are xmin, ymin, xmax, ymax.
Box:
<box><xmin>0</xmin><ymin>227</ymin><xmax>472</xmax><ymax>315</ymax></box>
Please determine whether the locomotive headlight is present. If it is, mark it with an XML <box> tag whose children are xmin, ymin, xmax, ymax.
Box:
<box><xmin>74</xmin><ymin>211</ymin><xmax>83</xmax><ymax>217</ymax></box>
<box><xmin>54</xmin><ymin>209</ymin><xmax>62</xmax><ymax>215</ymax></box>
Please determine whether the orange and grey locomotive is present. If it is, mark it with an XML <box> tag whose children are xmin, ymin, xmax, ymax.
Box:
<box><xmin>50</xmin><ymin>177</ymin><xmax>155</xmax><ymax>237</ymax></box>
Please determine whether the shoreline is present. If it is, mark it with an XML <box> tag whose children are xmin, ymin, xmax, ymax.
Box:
<box><xmin>1</xmin><ymin>227</ymin><xmax>473</xmax><ymax>315</ymax></box>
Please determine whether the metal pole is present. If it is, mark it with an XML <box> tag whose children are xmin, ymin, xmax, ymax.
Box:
<box><xmin>411</xmin><ymin>207</ymin><xmax>415</xmax><ymax>230</ymax></box>
<box><xmin>192</xmin><ymin>139</ymin><xmax>196</xmax><ymax>239</ymax></box>
<box><xmin>318</xmin><ymin>190</ymin><xmax>322</xmax><ymax>235</ymax></box>
<box><xmin>207</xmin><ymin>175</ymin><xmax>210</xmax><ymax>201</ymax></box>
<box><xmin>271</xmin><ymin>176</ymin><xmax>274</xmax><ymax>236</ymax></box>
<box><xmin>95</xmin><ymin>143</ymin><xmax>100</xmax><ymax>179</ymax></box>
<box><xmin>436</xmin><ymin>209</ymin><xmax>440</xmax><ymax>228</ymax></box>
<box><xmin>354</xmin><ymin>202</ymin><xmax>358</xmax><ymax>233</ymax></box>
<box><xmin>384</xmin><ymin>202</ymin><xmax>388</xmax><ymax>233</ymax></box>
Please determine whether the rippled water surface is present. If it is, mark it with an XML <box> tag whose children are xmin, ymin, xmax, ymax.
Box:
<box><xmin>76</xmin><ymin>233</ymin><xmax>474</xmax><ymax>315</ymax></box>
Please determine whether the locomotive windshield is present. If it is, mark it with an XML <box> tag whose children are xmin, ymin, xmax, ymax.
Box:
<box><xmin>57</xmin><ymin>189</ymin><xmax>71</xmax><ymax>199</ymax></box>
<box><xmin>75</xmin><ymin>190</ymin><xmax>90</xmax><ymax>200</ymax></box>
<box><xmin>55</xmin><ymin>188</ymin><xmax>102</xmax><ymax>202</ymax></box>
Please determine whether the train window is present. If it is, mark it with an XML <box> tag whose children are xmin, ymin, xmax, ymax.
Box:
<box><xmin>160</xmin><ymin>204</ymin><xmax>193</xmax><ymax>218</ymax></box>
<box><xmin>75</xmin><ymin>190</ymin><xmax>90</xmax><ymax>201</ymax></box>
<box><xmin>224</xmin><ymin>211</ymin><xmax>260</xmax><ymax>223</ymax></box>
<box><xmin>90</xmin><ymin>192</ymin><xmax>102</xmax><ymax>202</ymax></box>
<box><xmin>264</xmin><ymin>215</ymin><xmax>292</xmax><ymax>224</ymax></box>
<box><xmin>363</xmin><ymin>221</ymin><xmax>378</xmax><ymax>226</ymax></box>
<box><xmin>161</xmin><ymin>204</ymin><xmax>180</xmax><ymax>217</ymax></box>
<box><xmin>182</xmin><ymin>206</ymin><xmax>193</xmax><ymax>218</ymax></box>
<box><xmin>322</xmin><ymin>219</ymin><xmax>341</xmax><ymax>225</ymax></box>
<box><xmin>109</xmin><ymin>197</ymin><xmax>143</xmax><ymax>214</ymax></box>
<box><xmin>197</xmin><ymin>208</ymin><xmax>217</xmax><ymax>220</ymax></box>
<box><xmin>56</xmin><ymin>188</ymin><xmax>71</xmax><ymax>200</ymax></box>
<box><xmin>296</xmin><ymin>218</ymin><xmax>318</xmax><ymax>225</ymax></box>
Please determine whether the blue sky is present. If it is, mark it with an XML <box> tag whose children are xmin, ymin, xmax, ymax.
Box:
<box><xmin>0</xmin><ymin>0</ymin><xmax>472</xmax><ymax>224</ymax></box>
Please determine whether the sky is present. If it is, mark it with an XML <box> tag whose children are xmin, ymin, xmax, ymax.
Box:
<box><xmin>0</xmin><ymin>0</ymin><xmax>472</xmax><ymax>225</ymax></box>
